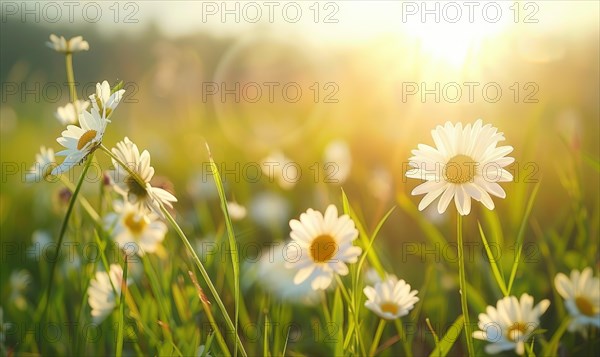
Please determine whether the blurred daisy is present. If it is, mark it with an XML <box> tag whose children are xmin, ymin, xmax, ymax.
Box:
<box><xmin>364</xmin><ymin>268</ymin><xmax>397</xmax><ymax>285</ymax></box>
<box><xmin>227</xmin><ymin>201</ymin><xmax>247</xmax><ymax>221</ymax></box>
<box><xmin>286</xmin><ymin>204</ymin><xmax>362</xmax><ymax>290</ymax></box>
<box><xmin>368</xmin><ymin>167</ymin><xmax>392</xmax><ymax>201</ymax></box>
<box><xmin>246</xmin><ymin>241</ymin><xmax>321</xmax><ymax>305</ymax></box>
<box><xmin>55</xmin><ymin>100</ymin><xmax>90</xmax><ymax>126</ymax></box>
<box><xmin>31</xmin><ymin>230</ymin><xmax>52</xmax><ymax>248</ymax></box>
<box><xmin>323</xmin><ymin>140</ymin><xmax>352</xmax><ymax>184</ymax></box>
<box><xmin>52</xmin><ymin>107</ymin><xmax>108</xmax><ymax>175</ymax></box>
<box><xmin>46</xmin><ymin>34</ymin><xmax>89</xmax><ymax>53</ymax></box>
<box><xmin>554</xmin><ymin>267</ymin><xmax>600</xmax><ymax>335</ymax></box>
<box><xmin>363</xmin><ymin>275</ymin><xmax>419</xmax><ymax>320</ymax></box>
<box><xmin>261</xmin><ymin>150</ymin><xmax>298</xmax><ymax>190</ymax></box>
<box><xmin>88</xmin><ymin>264</ymin><xmax>125</xmax><ymax>324</ymax></box>
<box><xmin>9</xmin><ymin>270</ymin><xmax>31</xmax><ymax>310</ymax></box>
<box><xmin>105</xmin><ymin>201</ymin><xmax>167</xmax><ymax>256</ymax></box>
<box><xmin>110</xmin><ymin>137</ymin><xmax>177</xmax><ymax>214</ymax></box>
<box><xmin>406</xmin><ymin>119</ymin><xmax>514</xmax><ymax>215</ymax></box>
<box><xmin>249</xmin><ymin>191</ymin><xmax>290</xmax><ymax>229</ymax></box>
<box><xmin>187</xmin><ymin>171</ymin><xmax>219</xmax><ymax>200</ymax></box>
<box><xmin>26</xmin><ymin>146</ymin><xmax>56</xmax><ymax>183</ymax></box>
<box><xmin>90</xmin><ymin>80</ymin><xmax>126</xmax><ymax>118</ymax></box>
<box><xmin>472</xmin><ymin>294</ymin><xmax>550</xmax><ymax>355</ymax></box>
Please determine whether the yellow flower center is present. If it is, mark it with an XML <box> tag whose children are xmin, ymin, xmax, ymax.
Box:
<box><xmin>444</xmin><ymin>154</ymin><xmax>477</xmax><ymax>184</ymax></box>
<box><xmin>309</xmin><ymin>234</ymin><xmax>337</xmax><ymax>263</ymax></box>
<box><xmin>124</xmin><ymin>212</ymin><xmax>147</xmax><ymax>234</ymax></box>
<box><xmin>575</xmin><ymin>296</ymin><xmax>596</xmax><ymax>317</ymax></box>
<box><xmin>380</xmin><ymin>302</ymin><xmax>399</xmax><ymax>316</ymax></box>
<box><xmin>77</xmin><ymin>130</ymin><xmax>97</xmax><ymax>150</ymax></box>
<box><xmin>506</xmin><ymin>322</ymin><xmax>528</xmax><ymax>342</ymax></box>
<box><xmin>125</xmin><ymin>176</ymin><xmax>148</xmax><ymax>199</ymax></box>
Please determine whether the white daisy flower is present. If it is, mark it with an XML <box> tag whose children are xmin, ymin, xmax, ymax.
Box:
<box><xmin>90</xmin><ymin>80</ymin><xmax>126</xmax><ymax>118</ymax></box>
<box><xmin>26</xmin><ymin>146</ymin><xmax>56</xmax><ymax>183</ymax></box>
<box><xmin>87</xmin><ymin>264</ymin><xmax>125</xmax><ymax>324</ymax></box>
<box><xmin>9</xmin><ymin>270</ymin><xmax>31</xmax><ymax>310</ymax></box>
<box><xmin>323</xmin><ymin>140</ymin><xmax>352</xmax><ymax>184</ymax></box>
<box><xmin>46</xmin><ymin>34</ymin><xmax>89</xmax><ymax>53</ymax></box>
<box><xmin>472</xmin><ymin>294</ymin><xmax>550</xmax><ymax>355</ymax></box>
<box><xmin>52</xmin><ymin>107</ymin><xmax>108</xmax><ymax>175</ymax></box>
<box><xmin>227</xmin><ymin>201</ymin><xmax>247</xmax><ymax>221</ymax></box>
<box><xmin>245</xmin><ymin>240</ymin><xmax>321</xmax><ymax>305</ymax></box>
<box><xmin>105</xmin><ymin>201</ymin><xmax>167</xmax><ymax>256</ymax></box>
<box><xmin>55</xmin><ymin>100</ymin><xmax>90</xmax><ymax>126</ymax></box>
<box><xmin>261</xmin><ymin>150</ymin><xmax>299</xmax><ymax>190</ymax></box>
<box><xmin>285</xmin><ymin>204</ymin><xmax>362</xmax><ymax>290</ymax></box>
<box><xmin>363</xmin><ymin>275</ymin><xmax>419</xmax><ymax>320</ymax></box>
<box><xmin>110</xmin><ymin>137</ymin><xmax>177</xmax><ymax>214</ymax></box>
<box><xmin>406</xmin><ymin>119</ymin><xmax>514</xmax><ymax>215</ymax></box>
<box><xmin>554</xmin><ymin>267</ymin><xmax>600</xmax><ymax>335</ymax></box>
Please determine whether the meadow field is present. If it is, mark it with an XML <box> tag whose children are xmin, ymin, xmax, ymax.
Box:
<box><xmin>1</xmin><ymin>1</ymin><xmax>599</xmax><ymax>356</ymax></box>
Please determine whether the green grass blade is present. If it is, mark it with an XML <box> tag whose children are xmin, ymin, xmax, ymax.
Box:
<box><xmin>477</xmin><ymin>222</ymin><xmax>509</xmax><ymax>296</ymax></box>
<box><xmin>341</xmin><ymin>189</ymin><xmax>386</xmax><ymax>275</ymax></box>
<box><xmin>428</xmin><ymin>315</ymin><xmax>464</xmax><ymax>357</ymax></box>
<box><xmin>582</xmin><ymin>150</ymin><xmax>600</xmax><ymax>172</ymax></box>
<box><xmin>206</xmin><ymin>143</ymin><xmax>241</xmax><ymax>357</ymax></box>
<box><xmin>507</xmin><ymin>181</ymin><xmax>541</xmax><ymax>294</ymax></box>
<box><xmin>281</xmin><ymin>325</ymin><xmax>291</xmax><ymax>357</ymax></box>
<box><xmin>116</xmin><ymin>255</ymin><xmax>128</xmax><ymax>357</ymax></box>
<box><xmin>542</xmin><ymin>316</ymin><xmax>571</xmax><ymax>356</ymax></box>
<box><xmin>332</xmin><ymin>287</ymin><xmax>344</xmax><ymax>356</ymax></box>
<box><xmin>425</xmin><ymin>318</ymin><xmax>440</xmax><ymax>355</ymax></box>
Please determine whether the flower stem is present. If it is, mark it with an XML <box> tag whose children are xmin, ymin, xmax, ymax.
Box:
<box><xmin>457</xmin><ymin>214</ymin><xmax>475</xmax><ymax>356</ymax></box>
<box><xmin>99</xmin><ymin>144</ymin><xmax>247</xmax><ymax>356</ymax></box>
<box><xmin>59</xmin><ymin>175</ymin><xmax>100</xmax><ymax>224</ymax></box>
<box><xmin>39</xmin><ymin>154</ymin><xmax>94</xmax><ymax>330</ymax></box>
<box><xmin>115</xmin><ymin>255</ymin><xmax>128</xmax><ymax>357</ymax></box>
<box><xmin>189</xmin><ymin>271</ymin><xmax>231</xmax><ymax>356</ymax></box>
<box><xmin>65</xmin><ymin>53</ymin><xmax>77</xmax><ymax>102</ymax></box>
<box><xmin>394</xmin><ymin>319</ymin><xmax>413</xmax><ymax>357</ymax></box>
<box><xmin>369</xmin><ymin>319</ymin><xmax>386</xmax><ymax>356</ymax></box>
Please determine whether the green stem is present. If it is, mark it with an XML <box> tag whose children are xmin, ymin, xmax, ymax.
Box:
<box><xmin>99</xmin><ymin>144</ymin><xmax>247</xmax><ymax>356</ymax></box>
<box><xmin>142</xmin><ymin>256</ymin><xmax>177</xmax><ymax>351</ymax></box>
<box><xmin>189</xmin><ymin>271</ymin><xmax>231</xmax><ymax>356</ymax></box>
<box><xmin>39</xmin><ymin>154</ymin><xmax>94</xmax><ymax>336</ymax></box>
<box><xmin>116</xmin><ymin>255</ymin><xmax>128</xmax><ymax>357</ymax></box>
<box><xmin>59</xmin><ymin>175</ymin><xmax>100</xmax><ymax>224</ymax></box>
<box><xmin>394</xmin><ymin>319</ymin><xmax>413</xmax><ymax>357</ymax></box>
<box><xmin>334</xmin><ymin>275</ymin><xmax>354</xmax><ymax>311</ymax></box>
<box><xmin>65</xmin><ymin>53</ymin><xmax>77</xmax><ymax>102</ymax></box>
<box><xmin>369</xmin><ymin>319</ymin><xmax>386</xmax><ymax>356</ymax></box>
<box><xmin>457</xmin><ymin>215</ymin><xmax>475</xmax><ymax>357</ymax></box>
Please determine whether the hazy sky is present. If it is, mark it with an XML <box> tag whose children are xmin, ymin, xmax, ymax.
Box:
<box><xmin>7</xmin><ymin>1</ymin><xmax>596</xmax><ymax>45</ymax></box>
